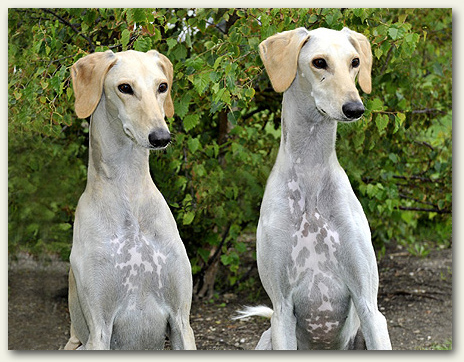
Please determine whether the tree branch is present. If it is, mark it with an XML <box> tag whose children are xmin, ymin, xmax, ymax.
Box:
<box><xmin>393</xmin><ymin>175</ymin><xmax>434</xmax><ymax>183</ymax></box>
<box><xmin>379</xmin><ymin>44</ymin><xmax>395</xmax><ymax>76</ymax></box>
<box><xmin>411</xmin><ymin>108</ymin><xmax>447</xmax><ymax>115</ymax></box>
<box><xmin>398</xmin><ymin>206</ymin><xmax>451</xmax><ymax>214</ymax></box>
<box><xmin>399</xmin><ymin>193</ymin><xmax>434</xmax><ymax>207</ymax></box>
<box><xmin>205</xmin><ymin>223</ymin><xmax>232</xmax><ymax>270</ymax></box>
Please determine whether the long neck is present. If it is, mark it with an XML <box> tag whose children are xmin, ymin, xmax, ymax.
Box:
<box><xmin>278</xmin><ymin>78</ymin><xmax>339</xmax><ymax>169</ymax></box>
<box><xmin>86</xmin><ymin>95</ymin><xmax>151</xmax><ymax>189</ymax></box>
<box><xmin>274</xmin><ymin>79</ymin><xmax>344</xmax><ymax>218</ymax></box>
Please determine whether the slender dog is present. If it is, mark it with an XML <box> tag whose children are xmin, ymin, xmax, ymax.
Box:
<box><xmin>236</xmin><ymin>27</ymin><xmax>392</xmax><ymax>350</ymax></box>
<box><xmin>64</xmin><ymin>50</ymin><xmax>196</xmax><ymax>350</ymax></box>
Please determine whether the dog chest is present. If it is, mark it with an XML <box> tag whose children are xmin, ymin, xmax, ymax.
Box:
<box><xmin>289</xmin><ymin>208</ymin><xmax>352</xmax><ymax>348</ymax></box>
<box><xmin>287</xmin><ymin>208</ymin><xmax>346</xmax><ymax>305</ymax></box>
<box><xmin>286</xmin><ymin>169</ymin><xmax>342</xmax><ymax>281</ymax></box>
<box><xmin>286</xmin><ymin>168</ymin><xmax>354</xmax><ymax>342</ymax></box>
<box><xmin>109</xmin><ymin>232</ymin><xmax>168</xmax><ymax>301</ymax></box>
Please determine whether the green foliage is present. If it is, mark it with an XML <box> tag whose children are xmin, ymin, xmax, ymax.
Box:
<box><xmin>421</xmin><ymin>339</ymin><xmax>452</xmax><ymax>350</ymax></box>
<box><xmin>8</xmin><ymin>9</ymin><xmax>452</xmax><ymax>290</ymax></box>
<box><xmin>336</xmin><ymin>9</ymin><xmax>452</xmax><ymax>253</ymax></box>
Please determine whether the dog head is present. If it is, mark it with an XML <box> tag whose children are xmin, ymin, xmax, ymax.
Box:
<box><xmin>259</xmin><ymin>27</ymin><xmax>372</xmax><ymax>122</ymax></box>
<box><xmin>71</xmin><ymin>49</ymin><xmax>174</xmax><ymax>149</ymax></box>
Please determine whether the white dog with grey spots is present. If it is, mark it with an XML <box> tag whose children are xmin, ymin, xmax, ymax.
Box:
<box><xmin>235</xmin><ymin>27</ymin><xmax>392</xmax><ymax>350</ymax></box>
<box><xmin>64</xmin><ymin>50</ymin><xmax>196</xmax><ymax>350</ymax></box>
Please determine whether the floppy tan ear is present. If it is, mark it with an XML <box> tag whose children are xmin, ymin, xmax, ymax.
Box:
<box><xmin>71</xmin><ymin>50</ymin><xmax>117</xmax><ymax>118</ymax></box>
<box><xmin>148</xmin><ymin>50</ymin><xmax>175</xmax><ymax>118</ymax></box>
<box><xmin>259</xmin><ymin>27</ymin><xmax>311</xmax><ymax>93</ymax></box>
<box><xmin>343</xmin><ymin>28</ymin><xmax>373</xmax><ymax>94</ymax></box>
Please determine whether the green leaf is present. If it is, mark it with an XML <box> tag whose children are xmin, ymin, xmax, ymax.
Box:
<box><xmin>209</xmin><ymin>71</ymin><xmax>221</xmax><ymax>83</ymax></box>
<box><xmin>183</xmin><ymin>211</ymin><xmax>195</xmax><ymax>225</ymax></box>
<box><xmin>388</xmin><ymin>27</ymin><xmax>399</xmax><ymax>40</ymax></box>
<box><xmin>170</xmin><ymin>43</ymin><xmax>187</xmax><ymax>60</ymax></box>
<box><xmin>221</xmin><ymin>89</ymin><xmax>231</xmax><ymax>104</ymax></box>
<box><xmin>183</xmin><ymin>114</ymin><xmax>200</xmax><ymax>132</ymax></box>
<box><xmin>401</xmin><ymin>211</ymin><xmax>414</xmax><ymax>223</ymax></box>
<box><xmin>198</xmin><ymin>248</ymin><xmax>211</xmax><ymax>263</ymax></box>
<box><xmin>187</xmin><ymin>137</ymin><xmax>201</xmax><ymax>154</ymax></box>
<box><xmin>57</xmin><ymin>223</ymin><xmax>72</xmax><ymax>231</ymax></box>
<box><xmin>121</xmin><ymin>28</ymin><xmax>130</xmax><ymax>49</ymax></box>
<box><xmin>244</xmin><ymin>87</ymin><xmax>255</xmax><ymax>99</ymax></box>
<box><xmin>185</xmin><ymin>57</ymin><xmax>204</xmax><ymax>70</ymax></box>
<box><xmin>66</xmin><ymin>87</ymin><xmax>73</xmax><ymax>100</ymax></box>
<box><xmin>369</xmin><ymin>98</ymin><xmax>384</xmax><ymax>111</ymax></box>
<box><xmin>213</xmin><ymin>56</ymin><xmax>223</xmax><ymax>70</ymax></box>
<box><xmin>134</xmin><ymin>37</ymin><xmax>152</xmax><ymax>52</ymax></box>
<box><xmin>192</xmin><ymin>72</ymin><xmax>210</xmax><ymax>94</ymax></box>
<box><xmin>175</xmin><ymin>93</ymin><xmax>191</xmax><ymax>118</ymax></box>
<box><xmin>375</xmin><ymin>114</ymin><xmax>389</xmax><ymax>133</ymax></box>
<box><xmin>227</xmin><ymin>111</ymin><xmax>240</xmax><ymax>126</ymax></box>
<box><xmin>393</xmin><ymin>112</ymin><xmax>406</xmax><ymax>133</ymax></box>
<box><xmin>437</xmin><ymin>199</ymin><xmax>445</xmax><ymax>210</ymax></box>
<box><xmin>353</xmin><ymin>8</ymin><xmax>370</xmax><ymax>22</ymax></box>
<box><xmin>374</xmin><ymin>47</ymin><xmax>383</xmax><ymax>60</ymax></box>
<box><xmin>128</xmin><ymin>8</ymin><xmax>147</xmax><ymax>23</ymax></box>
<box><xmin>166</xmin><ymin>38</ymin><xmax>177</xmax><ymax>49</ymax></box>
<box><xmin>220</xmin><ymin>254</ymin><xmax>232</xmax><ymax>266</ymax></box>
<box><xmin>353</xmin><ymin>130</ymin><xmax>365</xmax><ymax>150</ymax></box>
<box><xmin>308</xmin><ymin>14</ymin><xmax>318</xmax><ymax>23</ymax></box>
<box><xmin>388</xmin><ymin>153</ymin><xmax>398</xmax><ymax>163</ymax></box>
<box><xmin>235</xmin><ymin>241</ymin><xmax>247</xmax><ymax>253</ymax></box>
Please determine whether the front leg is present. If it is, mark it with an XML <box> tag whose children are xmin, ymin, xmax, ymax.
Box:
<box><xmin>64</xmin><ymin>323</ymin><xmax>81</xmax><ymax>350</ymax></box>
<box><xmin>270</xmin><ymin>300</ymin><xmax>298</xmax><ymax>350</ymax></box>
<box><xmin>257</xmin><ymin>218</ymin><xmax>298</xmax><ymax>349</ymax></box>
<box><xmin>255</xmin><ymin>328</ymin><xmax>272</xmax><ymax>350</ymax></box>
<box><xmin>352</xmin><ymin>298</ymin><xmax>391</xmax><ymax>350</ymax></box>
<box><xmin>338</xmin><ymin>205</ymin><xmax>392</xmax><ymax>350</ymax></box>
<box><xmin>345</xmin><ymin>249</ymin><xmax>392</xmax><ymax>350</ymax></box>
<box><xmin>65</xmin><ymin>267</ymin><xmax>83</xmax><ymax>350</ymax></box>
<box><xmin>70</xmin><ymin>263</ymin><xmax>115</xmax><ymax>350</ymax></box>
<box><xmin>168</xmin><ymin>313</ymin><xmax>196</xmax><ymax>350</ymax></box>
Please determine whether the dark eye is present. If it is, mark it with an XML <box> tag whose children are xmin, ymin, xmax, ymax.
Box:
<box><xmin>312</xmin><ymin>58</ymin><xmax>327</xmax><ymax>69</ymax></box>
<box><xmin>118</xmin><ymin>83</ymin><xmax>133</xmax><ymax>95</ymax></box>
<box><xmin>352</xmin><ymin>58</ymin><xmax>360</xmax><ymax>68</ymax></box>
<box><xmin>158</xmin><ymin>82</ymin><xmax>168</xmax><ymax>93</ymax></box>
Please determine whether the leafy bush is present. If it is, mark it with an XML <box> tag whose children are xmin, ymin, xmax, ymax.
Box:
<box><xmin>8</xmin><ymin>8</ymin><xmax>452</xmax><ymax>293</ymax></box>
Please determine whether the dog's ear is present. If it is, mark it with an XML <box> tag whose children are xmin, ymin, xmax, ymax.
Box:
<box><xmin>149</xmin><ymin>51</ymin><xmax>175</xmax><ymax>118</ymax></box>
<box><xmin>71</xmin><ymin>50</ymin><xmax>117</xmax><ymax>118</ymax></box>
<box><xmin>259</xmin><ymin>27</ymin><xmax>311</xmax><ymax>93</ymax></box>
<box><xmin>343</xmin><ymin>28</ymin><xmax>373</xmax><ymax>94</ymax></box>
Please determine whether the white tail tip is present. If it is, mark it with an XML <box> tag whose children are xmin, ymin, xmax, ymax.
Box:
<box><xmin>232</xmin><ymin>305</ymin><xmax>274</xmax><ymax>320</ymax></box>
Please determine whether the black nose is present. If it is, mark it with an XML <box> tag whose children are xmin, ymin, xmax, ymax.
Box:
<box><xmin>342</xmin><ymin>101</ymin><xmax>365</xmax><ymax>120</ymax></box>
<box><xmin>148</xmin><ymin>128</ymin><xmax>171</xmax><ymax>148</ymax></box>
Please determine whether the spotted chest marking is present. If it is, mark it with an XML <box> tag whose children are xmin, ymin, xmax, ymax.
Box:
<box><xmin>286</xmin><ymin>169</ymin><xmax>342</xmax><ymax>337</ymax></box>
<box><xmin>288</xmin><ymin>210</ymin><xmax>340</xmax><ymax>295</ymax></box>
<box><xmin>109</xmin><ymin>235</ymin><xmax>167</xmax><ymax>295</ymax></box>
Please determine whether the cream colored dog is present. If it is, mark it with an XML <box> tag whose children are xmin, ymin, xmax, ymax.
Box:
<box><xmin>64</xmin><ymin>50</ymin><xmax>196</xmax><ymax>350</ymax></box>
<box><xmin>236</xmin><ymin>27</ymin><xmax>392</xmax><ymax>350</ymax></box>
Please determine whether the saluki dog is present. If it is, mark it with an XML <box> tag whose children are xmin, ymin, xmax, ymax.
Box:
<box><xmin>64</xmin><ymin>50</ymin><xmax>196</xmax><ymax>350</ymax></box>
<box><xmin>236</xmin><ymin>27</ymin><xmax>392</xmax><ymax>350</ymax></box>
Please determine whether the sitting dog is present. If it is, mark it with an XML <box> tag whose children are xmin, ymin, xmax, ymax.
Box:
<box><xmin>64</xmin><ymin>50</ymin><xmax>196</xmax><ymax>350</ymax></box>
<box><xmin>236</xmin><ymin>27</ymin><xmax>392</xmax><ymax>350</ymax></box>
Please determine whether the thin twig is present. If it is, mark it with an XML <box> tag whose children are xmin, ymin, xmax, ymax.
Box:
<box><xmin>393</xmin><ymin>175</ymin><xmax>433</xmax><ymax>182</ymax></box>
<box><xmin>399</xmin><ymin>193</ymin><xmax>435</xmax><ymax>207</ymax></box>
<box><xmin>379</xmin><ymin>44</ymin><xmax>395</xmax><ymax>76</ymax></box>
<box><xmin>397</xmin><ymin>206</ymin><xmax>450</xmax><ymax>214</ymax></box>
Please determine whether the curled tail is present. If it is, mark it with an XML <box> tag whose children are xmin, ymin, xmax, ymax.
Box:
<box><xmin>233</xmin><ymin>305</ymin><xmax>274</xmax><ymax>320</ymax></box>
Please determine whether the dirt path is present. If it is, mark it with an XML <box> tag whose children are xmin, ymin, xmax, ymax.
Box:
<box><xmin>8</xmin><ymin>247</ymin><xmax>452</xmax><ymax>350</ymax></box>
